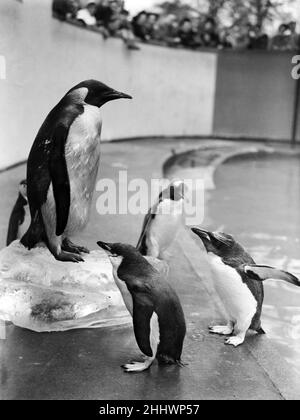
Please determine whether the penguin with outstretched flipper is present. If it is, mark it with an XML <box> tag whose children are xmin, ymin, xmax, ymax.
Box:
<box><xmin>191</xmin><ymin>227</ymin><xmax>300</xmax><ymax>347</ymax></box>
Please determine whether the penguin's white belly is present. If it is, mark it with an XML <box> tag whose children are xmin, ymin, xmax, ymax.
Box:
<box><xmin>147</xmin><ymin>200</ymin><xmax>184</xmax><ymax>255</ymax></box>
<box><xmin>207</xmin><ymin>253</ymin><xmax>257</xmax><ymax>321</ymax></box>
<box><xmin>64</xmin><ymin>105</ymin><xmax>102</xmax><ymax>235</ymax></box>
<box><xmin>111</xmin><ymin>261</ymin><xmax>133</xmax><ymax>316</ymax></box>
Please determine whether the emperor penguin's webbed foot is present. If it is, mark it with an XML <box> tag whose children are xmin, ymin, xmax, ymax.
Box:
<box><xmin>62</xmin><ymin>238</ymin><xmax>90</xmax><ymax>255</ymax></box>
<box><xmin>54</xmin><ymin>250</ymin><xmax>85</xmax><ymax>263</ymax></box>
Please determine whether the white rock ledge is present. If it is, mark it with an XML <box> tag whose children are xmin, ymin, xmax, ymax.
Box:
<box><xmin>0</xmin><ymin>241</ymin><xmax>129</xmax><ymax>335</ymax></box>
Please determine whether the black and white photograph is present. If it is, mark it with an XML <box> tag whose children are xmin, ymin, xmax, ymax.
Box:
<box><xmin>0</xmin><ymin>0</ymin><xmax>300</xmax><ymax>403</ymax></box>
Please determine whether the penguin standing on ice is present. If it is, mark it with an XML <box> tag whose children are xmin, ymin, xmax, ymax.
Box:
<box><xmin>7</xmin><ymin>180</ymin><xmax>28</xmax><ymax>246</ymax></box>
<box><xmin>136</xmin><ymin>180</ymin><xmax>186</xmax><ymax>259</ymax></box>
<box><xmin>97</xmin><ymin>241</ymin><xmax>186</xmax><ymax>373</ymax></box>
<box><xmin>21</xmin><ymin>80</ymin><xmax>131</xmax><ymax>262</ymax></box>
<box><xmin>191</xmin><ymin>227</ymin><xmax>300</xmax><ymax>347</ymax></box>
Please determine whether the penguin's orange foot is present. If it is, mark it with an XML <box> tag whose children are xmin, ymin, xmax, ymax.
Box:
<box><xmin>62</xmin><ymin>239</ymin><xmax>90</xmax><ymax>255</ymax></box>
<box><xmin>55</xmin><ymin>251</ymin><xmax>84</xmax><ymax>263</ymax></box>
<box><xmin>209</xmin><ymin>325</ymin><xmax>233</xmax><ymax>336</ymax></box>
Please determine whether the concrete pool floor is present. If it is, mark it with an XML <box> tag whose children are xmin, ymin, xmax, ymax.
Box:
<box><xmin>0</xmin><ymin>138</ymin><xmax>300</xmax><ymax>400</ymax></box>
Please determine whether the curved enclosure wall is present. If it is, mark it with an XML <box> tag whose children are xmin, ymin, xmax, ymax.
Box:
<box><xmin>0</xmin><ymin>0</ymin><xmax>217</xmax><ymax>169</ymax></box>
<box><xmin>0</xmin><ymin>0</ymin><xmax>299</xmax><ymax>170</ymax></box>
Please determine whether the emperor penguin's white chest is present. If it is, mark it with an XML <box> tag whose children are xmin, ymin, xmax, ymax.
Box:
<box><xmin>207</xmin><ymin>253</ymin><xmax>257</xmax><ymax>321</ymax></box>
<box><xmin>147</xmin><ymin>199</ymin><xmax>184</xmax><ymax>256</ymax></box>
<box><xmin>64</xmin><ymin>105</ymin><xmax>102</xmax><ymax>234</ymax></box>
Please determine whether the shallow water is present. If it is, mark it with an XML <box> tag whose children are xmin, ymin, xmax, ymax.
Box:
<box><xmin>205</xmin><ymin>154</ymin><xmax>300</xmax><ymax>374</ymax></box>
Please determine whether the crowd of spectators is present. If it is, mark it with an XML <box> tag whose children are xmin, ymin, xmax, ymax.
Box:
<box><xmin>52</xmin><ymin>0</ymin><xmax>300</xmax><ymax>52</ymax></box>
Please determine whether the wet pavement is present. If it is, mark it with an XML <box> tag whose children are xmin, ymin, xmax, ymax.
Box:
<box><xmin>0</xmin><ymin>138</ymin><xmax>299</xmax><ymax>400</ymax></box>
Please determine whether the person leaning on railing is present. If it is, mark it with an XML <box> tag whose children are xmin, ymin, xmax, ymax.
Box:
<box><xmin>52</xmin><ymin>0</ymin><xmax>79</xmax><ymax>21</ymax></box>
<box><xmin>270</xmin><ymin>23</ymin><xmax>299</xmax><ymax>51</ymax></box>
<box><xmin>76</xmin><ymin>1</ymin><xmax>97</xmax><ymax>26</ymax></box>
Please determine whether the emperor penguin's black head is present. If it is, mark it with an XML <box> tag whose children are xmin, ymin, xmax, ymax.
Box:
<box><xmin>67</xmin><ymin>80</ymin><xmax>132</xmax><ymax>108</ymax></box>
<box><xmin>191</xmin><ymin>227</ymin><xmax>239</xmax><ymax>258</ymax></box>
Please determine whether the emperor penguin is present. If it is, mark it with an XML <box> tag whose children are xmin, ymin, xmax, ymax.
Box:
<box><xmin>97</xmin><ymin>241</ymin><xmax>186</xmax><ymax>373</ymax></box>
<box><xmin>21</xmin><ymin>80</ymin><xmax>131</xmax><ymax>262</ymax></box>
<box><xmin>7</xmin><ymin>180</ymin><xmax>28</xmax><ymax>246</ymax></box>
<box><xmin>191</xmin><ymin>227</ymin><xmax>300</xmax><ymax>347</ymax></box>
<box><xmin>136</xmin><ymin>180</ymin><xmax>186</xmax><ymax>259</ymax></box>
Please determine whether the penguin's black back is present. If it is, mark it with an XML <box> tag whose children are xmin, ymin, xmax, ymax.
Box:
<box><xmin>117</xmin><ymin>251</ymin><xmax>186</xmax><ymax>362</ymax></box>
<box><xmin>154</xmin><ymin>283</ymin><xmax>186</xmax><ymax>363</ymax></box>
<box><xmin>26</xmin><ymin>96</ymin><xmax>84</xmax><ymax>214</ymax></box>
<box><xmin>21</xmin><ymin>93</ymin><xmax>85</xmax><ymax>249</ymax></box>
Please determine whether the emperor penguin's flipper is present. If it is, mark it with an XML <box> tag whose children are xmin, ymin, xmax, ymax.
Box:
<box><xmin>244</xmin><ymin>265</ymin><xmax>300</xmax><ymax>287</ymax></box>
<box><xmin>21</xmin><ymin>211</ymin><xmax>45</xmax><ymax>249</ymax></box>
<box><xmin>49</xmin><ymin>125</ymin><xmax>71</xmax><ymax>237</ymax></box>
<box><xmin>132</xmin><ymin>300</ymin><xmax>154</xmax><ymax>358</ymax></box>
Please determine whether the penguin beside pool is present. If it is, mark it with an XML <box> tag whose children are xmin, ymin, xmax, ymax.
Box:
<box><xmin>21</xmin><ymin>80</ymin><xmax>132</xmax><ymax>263</ymax></box>
<box><xmin>6</xmin><ymin>180</ymin><xmax>28</xmax><ymax>246</ymax></box>
<box><xmin>136</xmin><ymin>180</ymin><xmax>186</xmax><ymax>259</ymax></box>
<box><xmin>191</xmin><ymin>227</ymin><xmax>300</xmax><ymax>347</ymax></box>
<box><xmin>97</xmin><ymin>241</ymin><xmax>186</xmax><ymax>372</ymax></box>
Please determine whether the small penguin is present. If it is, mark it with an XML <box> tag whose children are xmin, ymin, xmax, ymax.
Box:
<box><xmin>136</xmin><ymin>180</ymin><xmax>186</xmax><ymax>259</ymax></box>
<box><xmin>6</xmin><ymin>180</ymin><xmax>28</xmax><ymax>246</ymax></box>
<box><xmin>191</xmin><ymin>227</ymin><xmax>300</xmax><ymax>347</ymax></box>
<box><xmin>97</xmin><ymin>241</ymin><xmax>186</xmax><ymax>373</ymax></box>
<box><xmin>21</xmin><ymin>80</ymin><xmax>131</xmax><ymax>263</ymax></box>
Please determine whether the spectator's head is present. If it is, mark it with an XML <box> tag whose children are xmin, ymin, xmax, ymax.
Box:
<box><xmin>161</xmin><ymin>13</ymin><xmax>178</xmax><ymax>29</ymax></box>
<box><xmin>180</xmin><ymin>18</ymin><xmax>192</xmax><ymax>32</ymax></box>
<box><xmin>135</xmin><ymin>11</ymin><xmax>148</xmax><ymax>25</ymax></box>
<box><xmin>203</xmin><ymin>17</ymin><xmax>216</xmax><ymax>32</ymax></box>
<box><xmin>119</xmin><ymin>8</ymin><xmax>129</xmax><ymax>23</ymax></box>
<box><xmin>278</xmin><ymin>23</ymin><xmax>288</xmax><ymax>35</ymax></box>
<box><xmin>109</xmin><ymin>0</ymin><xmax>120</xmax><ymax>13</ymax></box>
<box><xmin>148</xmin><ymin>13</ymin><xmax>159</xmax><ymax>25</ymax></box>
<box><xmin>52</xmin><ymin>0</ymin><xmax>79</xmax><ymax>18</ymax></box>
<box><xmin>86</xmin><ymin>1</ymin><xmax>96</xmax><ymax>16</ymax></box>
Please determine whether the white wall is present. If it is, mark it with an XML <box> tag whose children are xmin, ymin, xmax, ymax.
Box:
<box><xmin>0</xmin><ymin>0</ymin><xmax>217</xmax><ymax>169</ymax></box>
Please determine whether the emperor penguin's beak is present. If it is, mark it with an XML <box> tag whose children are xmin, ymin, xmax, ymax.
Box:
<box><xmin>105</xmin><ymin>90</ymin><xmax>132</xmax><ymax>101</ymax></box>
<box><xmin>97</xmin><ymin>241</ymin><xmax>113</xmax><ymax>253</ymax></box>
<box><xmin>191</xmin><ymin>227</ymin><xmax>211</xmax><ymax>241</ymax></box>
